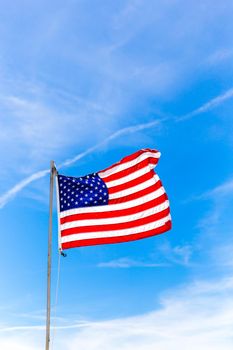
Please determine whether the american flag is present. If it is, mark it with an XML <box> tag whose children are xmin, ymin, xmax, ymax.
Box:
<box><xmin>56</xmin><ymin>149</ymin><xmax>171</xmax><ymax>250</ymax></box>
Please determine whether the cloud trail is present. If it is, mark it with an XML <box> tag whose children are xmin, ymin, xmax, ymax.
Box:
<box><xmin>0</xmin><ymin>86</ymin><xmax>233</xmax><ymax>209</ymax></box>
<box><xmin>0</xmin><ymin>169</ymin><xmax>50</xmax><ymax>209</ymax></box>
<box><xmin>60</xmin><ymin>119</ymin><xmax>163</xmax><ymax>168</ymax></box>
<box><xmin>0</xmin><ymin>120</ymin><xmax>162</xmax><ymax>209</ymax></box>
<box><xmin>176</xmin><ymin>88</ymin><xmax>233</xmax><ymax>121</ymax></box>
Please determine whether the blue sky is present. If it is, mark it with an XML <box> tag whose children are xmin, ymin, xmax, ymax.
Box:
<box><xmin>0</xmin><ymin>0</ymin><xmax>233</xmax><ymax>349</ymax></box>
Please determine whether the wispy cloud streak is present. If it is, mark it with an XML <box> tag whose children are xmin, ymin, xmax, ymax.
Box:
<box><xmin>0</xmin><ymin>321</ymin><xmax>93</xmax><ymax>333</ymax></box>
<box><xmin>199</xmin><ymin>177</ymin><xmax>233</xmax><ymax>199</ymax></box>
<box><xmin>59</xmin><ymin>120</ymin><xmax>163</xmax><ymax>168</ymax></box>
<box><xmin>176</xmin><ymin>88</ymin><xmax>233</xmax><ymax>121</ymax></box>
<box><xmin>97</xmin><ymin>257</ymin><xmax>168</xmax><ymax>268</ymax></box>
<box><xmin>0</xmin><ymin>120</ymin><xmax>161</xmax><ymax>209</ymax></box>
<box><xmin>0</xmin><ymin>169</ymin><xmax>50</xmax><ymax>209</ymax></box>
<box><xmin>1</xmin><ymin>86</ymin><xmax>233</xmax><ymax>209</ymax></box>
<box><xmin>186</xmin><ymin>176</ymin><xmax>233</xmax><ymax>202</ymax></box>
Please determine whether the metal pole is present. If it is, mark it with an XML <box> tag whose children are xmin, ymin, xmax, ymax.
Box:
<box><xmin>45</xmin><ymin>161</ymin><xmax>56</xmax><ymax>350</ymax></box>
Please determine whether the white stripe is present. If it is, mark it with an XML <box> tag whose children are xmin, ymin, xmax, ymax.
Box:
<box><xmin>109</xmin><ymin>177</ymin><xmax>157</xmax><ymax>200</ymax></box>
<box><xmin>60</xmin><ymin>185</ymin><xmax>165</xmax><ymax>218</ymax></box>
<box><xmin>61</xmin><ymin>200</ymin><xmax>169</xmax><ymax>230</ymax></box>
<box><xmin>55</xmin><ymin>175</ymin><xmax>62</xmax><ymax>250</ymax></box>
<box><xmin>98</xmin><ymin>151</ymin><xmax>160</xmax><ymax>178</ymax></box>
<box><xmin>61</xmin><ymin>214</ymin><xmax>171</xmax><ymax>243</ymax></box>
<box><xmin>103</xmin><ymin>165</ymin><xmax>159</xmax><ymax>188</ymax></box>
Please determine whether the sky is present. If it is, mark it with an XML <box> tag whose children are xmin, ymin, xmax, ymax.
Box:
<box><xmin>0</xmin><ymin>0</ymin><xmax>233</xmax><ymax>349</ymax></box>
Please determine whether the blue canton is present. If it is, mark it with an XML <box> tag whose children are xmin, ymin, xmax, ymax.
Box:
<box><xmin>58</xmin><ymin>173</ymin><xmax>109</xmax><ymax>212</ymax></box>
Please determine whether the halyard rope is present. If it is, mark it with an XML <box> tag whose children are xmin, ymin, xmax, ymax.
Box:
<box><xmin>51</xmin><ymin>251</ymin><xmax>61</xmax><ymax>349</ymax></box>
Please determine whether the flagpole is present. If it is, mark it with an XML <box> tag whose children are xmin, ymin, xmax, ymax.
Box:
<box><xmin>45</xmin><ymin>160</ymin><xmax>56</xmax><ymax>350</ymax></box>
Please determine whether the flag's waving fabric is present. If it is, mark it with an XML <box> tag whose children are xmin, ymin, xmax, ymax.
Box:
<box><xmin>56</xmin><ymin>149</ymin><xmax>171</xmax><ymax>250</ymax></box>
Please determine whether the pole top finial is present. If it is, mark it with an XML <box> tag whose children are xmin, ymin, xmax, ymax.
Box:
<box><xmin>50</xmin><ymin>161</ymin><xmax>58</xmax><ymax>175</ymax></box>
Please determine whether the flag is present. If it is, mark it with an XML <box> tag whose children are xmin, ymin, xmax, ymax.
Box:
<box><xmin>56</xmin><ymin>149</ymin><xmax>171</xmax><ymax>250</ymax></box>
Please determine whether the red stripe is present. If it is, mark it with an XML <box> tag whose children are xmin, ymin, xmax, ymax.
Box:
<box><xmin>61</xmin><ymin>207</ymin><xmax>170</xmax><ymax>236</ymax></box>
<box><xmin>60</xmin><ymin>193</ymin><xmax>168</xmax><ymax>224</ymax></box>
<box><xmin>101</xmin><ymin>157</ymin><xmax>158</xmax><ymax>183</ymax></box>
<box><xmin>99</xmin><ymin>149</ymin><xmax>159</xmax><ymax>175</ymax></box>
<box><xmin>108</xmin><ymin>180</ymin><xmax>162</xmax><ymax>204</ymax></box>
<box><xmin>108</xmin><ymin>170</ymin><xmax>154</xmax><ymax>194</ymax></box>
<box><xmin>61</xmin><ymin>220</ymin><xmax>172</xmax><ymax>250</ymax></box>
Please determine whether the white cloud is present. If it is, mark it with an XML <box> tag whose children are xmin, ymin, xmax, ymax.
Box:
<box><xmin>198</xmin><ymin>177</ymin><xmax>233</xmax><ymax>199</ymax></box>
<box><xmin>0</xmin><ymin>169</ymin><xmax>49</xmax><ymax>209</ymax></box>
<box><xmin>1</xmin><ymin>274</ymin><xmax>233</xmax><ymax>350</ymax></box>
<box><xmin>191</xmin><ymin>176</ymin><xmax>233</xmax><ymax>230</ymax></box>
<box><xmin>97</xmin><ymin>241</ymin><xmax>194</xmax><ymax>268</ymax></box>
<box><xmin>53</xmin><ymin>275</ymin><xmax>233</xmax><ymax>350</ymax></box>
<box><xmin>158</xmin><ymin>241</ymin><xmax>193</xmax><ymax>266</ymax></box>
<box><xmin>177</xmin><ymin>88</ymin><xmax>233</xmax><ymax>121</ymax></box>
<box><xmin>0</xmin><ymin>93</ymin><xmax>116</xmax><ymax>167</ymax></box>
<box><xmin>206</xmin><ymin>48</ymin><xmax>233</xmax><ymax>65</ymax></box>
<box><xmin>187</xmin><ymin>176</ymin><xmax>233</xmax><ymax>270</ymax></box>
<box><xmin>97</xmin><ymin>257</ymin><xmax>168</xmax><ymax>268</ymax></box>
<box><xmin>1</xmin><ymin>84</ymin><xmax>233</xmax><ymax>209</ymax></box>
<box><xmin>0</xmin><ymin>336</ymin><xmax>42</xmax><ymax>350</ymax></box>
<box><xmin>0</xmin><ymin>119</ymin><xmax>161</xmax><ymax>209</ymax></box>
